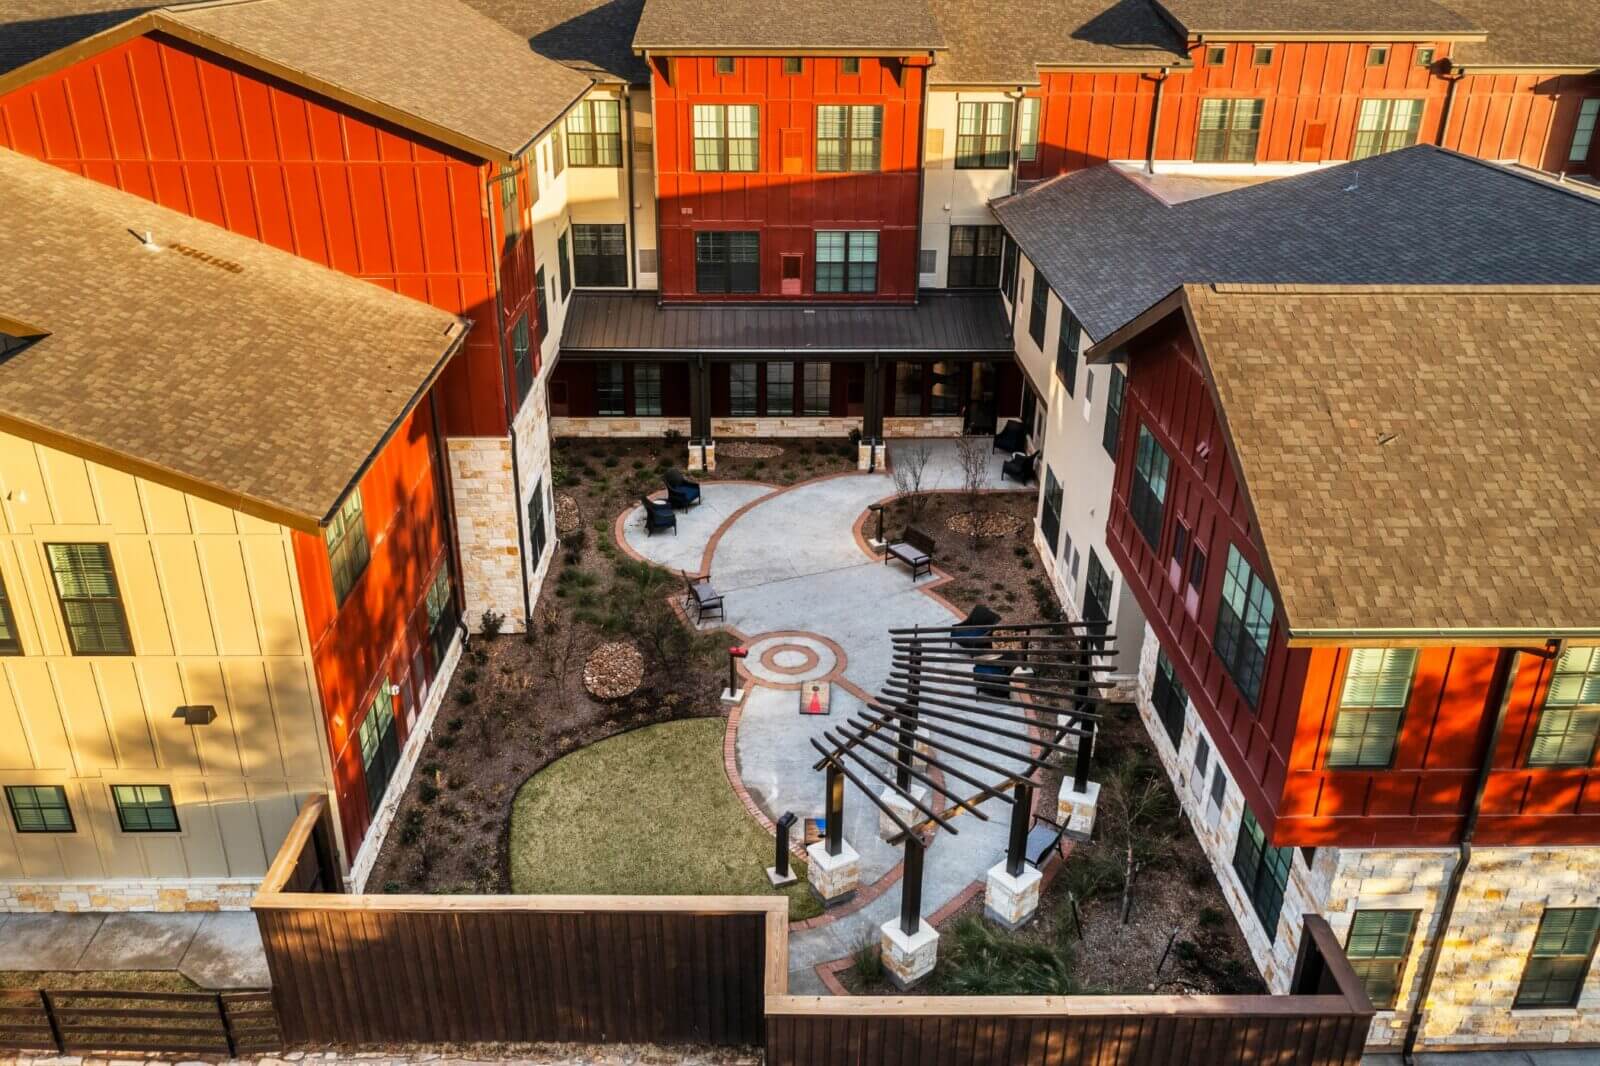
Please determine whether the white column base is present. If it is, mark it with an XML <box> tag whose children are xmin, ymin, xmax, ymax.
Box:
<box><xmin>720</xmin><ymin>687</ymin><xmax>746</xmax><ymax>704</ymax></box>
<box><xmin>805</xmin><ymin>840</ymin><xmax>860</xmax><ymax>906</ymax></box>
<box><xmin>984</xmin><ymin>861</ymin><xmax>1043</xmax><ymax>931</ymax></box>
<box><xmin>688</xmin><ymin>441</ymin><xmax>716</xmax><ymax>472</ymax></box>
<box><xmin>1057</xmin><ymin>780</ymin><xmax>1101</xmax><ymax>839</ymax></box>
<box><xmin>880</xmin><ymin>918</ymin><xmax>939</xmax><ymax>989</ymax></box>
<box><xmin>766</xmin><ymin>864</ymin><xmax>799</xmax><ymax>888</ymax></box>
<box><xmin>879</xmin><ymin>785</ymin><xmax>926</xmax><ymax>839</ymax></box>
<box><xmin>857</xmin><ymin>441</ymin><xmax>885</xmax><ymax>471</ymax></box>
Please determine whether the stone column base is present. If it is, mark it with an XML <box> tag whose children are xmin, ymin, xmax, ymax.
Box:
<box><xmin>806</xmin><ymin>840</ymin><xmax>860</xmax><ymax>906</ymax></box>
<box><xmin>688</xmin><ymin>440</ymin><xmax>716</xmax><ymax>472</ymax></box>
<box><xmin>880</xmin><ymin>918</ymin><xmax>939</xmax><ymax>989</ymax></box>
<box><xmin>1057</xmin><ymin>780</ymin><xmax>1101</xmax><ymax>839</ymax></box>
<box><xmin>857</xmin><ymin>441</ymin><xmax>885</xmax><ymax>471</ymax></box>
<box><xmin>984</xmin><ymin>861</ymin><xmax>1043</xmax><ymax>931</ymax></box>
<box><xmin>879</xmin><ymin>785</ymin><xmax>926</xmax><ymax>839</ymax></box>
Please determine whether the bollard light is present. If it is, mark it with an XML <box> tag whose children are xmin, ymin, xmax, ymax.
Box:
<box><xmin>728</xmin><ymin>645</ymin><xmax>748</xmax><ymax>697</ymax></box>
<box><xmin>774</xmin><ymin>811</ymin><xmax>797</xmax><ymax>879</ymax></box>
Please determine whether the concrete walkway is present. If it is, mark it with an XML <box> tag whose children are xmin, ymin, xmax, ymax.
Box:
<box><xmin>622</xmin><ymin>438</ymin><xmax>1031</xmax><ymax>993</ymax></box>
<box><xmin>0</xmin><ymin>910</ymin><xmax>269</xmax><ymax>989</ymax></box>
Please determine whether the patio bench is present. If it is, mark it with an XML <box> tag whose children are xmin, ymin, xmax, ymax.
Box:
<box><xmin>886</xmin><ymin>527</ymin><xmax>935</xmax><ymax>581</ymax></box>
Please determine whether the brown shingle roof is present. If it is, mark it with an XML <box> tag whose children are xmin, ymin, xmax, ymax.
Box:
<box><xmin>1152</xmin><ymin>0</ymin><xmax>1481</xmax><ymax>37</ymax></box>
<box><xmin>1440</xmin><ymin>0</ymin><xmax>1600</xmax><ymax>69</ymax></box>
<box><xmin>928</xmin><ymin>0</ymin><xmax>1185</xmax><ymax>84</ymax></box>
<box><xmin>0</xmin><ymin>1</ymin><xmax>159</xmax><ymax>77</ymax></box>
<box><xmin>464</xmin><ymin>0</ymin><xmax>650</xmax><ymax>84</ymax></box>
<box><xmin>632</xmin><ymin>0</ymin><xmax>944</xmax><ymax>52</ymax></box>
<box><xmin>0</xmin><ymin>148</ymin><xmax>467</xmax><ymax>531</ymax></box>
<box><xmin>1181</xmin><ymin>283</ymin><xmax>1600</xmax><ymax>640</ymax></box>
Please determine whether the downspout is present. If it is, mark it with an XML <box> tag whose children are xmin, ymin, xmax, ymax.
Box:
<box><xmin>648</xmin><ymin>54</ymin><xmax>666</xmax><ymax>307</ymax></box>
<box><xmin>913</xmin><ymin>54</ymin><xmax>931</xmax><ymax>306</ymax></box>
<box><xmin>1008</xmin><ymin>87</ymin><xmax>1025</xmax><ymax>196</ymax></box>
<box><xmin>1400</xmin><ymin>645</ymin><xmax>1529</xmax><ymax>1062</ymax></box>
<box><xmin>1146</xmin><ymin>67</ymin><xmax>1171</xmax><ymax>174</ymax></box>
<box><xmin>1436</xmin><ymin>63</ymin><xmax>1465</xmax><ymax>149</ymax></box>
<box><xmin>624</xmin><ymin>85</ymin><xmax>639</xmax><ymax>290</ymax></box>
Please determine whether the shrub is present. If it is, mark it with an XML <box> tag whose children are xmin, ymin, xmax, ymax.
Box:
<box><xmin>457</xmin><ymin>688</ymin><xmax>477</xmax><ymax>706</ymax></box>
<box><xmin>462</xmin><ymin>667</ymin><xmax>480</xmax><ymax>685</ymax></box>
<box><xmin>932</xmin><ymin>915</ymin><xmax>1078</xmax><ymax>995</ymax></box>
<box><xmin>603</xmin><ymin>455</ymin><xmax>620</xmax><ymax>468</ymax></box>
<box><xmin>663</xmin><ymin>427</ymin><xmax>684</xmax><ymax>446</ymax></box>
<box><xmin>381</xmin><ymin>881</ymin><xmax>404</xmax><ymax>894</ymax></box>
<box><xmin>398</xmin><ymin>809</ymin><xmax>424</xmax><ymax>845</ymax></box>
<box><xmin>1061</xmin><ymin>847</ymin><xmax>1122</xmax><ymax>903</ymax></box>
<box><xmin>851</xmin><ymin>935</ymin><xmax>883</xmax><ymax>986</ymax></box>
<box><xmin>418</xmin><ymin>779</ymin><xmax>439</xmax><ymax>804</ymax></box>
<box><xmin>445</xmin><ymin>716</ymin><xmax>464</xmax><ymax>734</ymax></box>
<box><xmin>551</xmin><ymin>450</ymin><xmax>571</xmax><ymax>488</ymax></box>
<box><xmin>480</xmin><ymin>609</ymin><xmax>505</xmax><ymax>639</ymax></box>
<box><xmin>1198</xmin><ymin>906</ymin><xmax>1226</xmax><ymax>929</ymax></box>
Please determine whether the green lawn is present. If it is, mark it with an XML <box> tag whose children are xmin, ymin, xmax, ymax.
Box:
<box><xmin>510</xmin><ymin>717</ymin><xmax>820</xmax><ymax>921</ymax></box>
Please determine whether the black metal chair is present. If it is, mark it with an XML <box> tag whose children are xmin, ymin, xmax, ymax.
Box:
<box><xmin>952</xmin><ymin>605</ymin><xmax>1002</xmax><ymax>652</ymax></box>
<box><xmin>993</xmin><ymin>419</ymin><xmax>1027</xmax><ymax>455</ymax></box>
<box><xmin>664</xmin><ymin>468</ymin><xmax>702</xmax><ymax>509</ymax></box>
<box><xmin>640</xmin><ymin>495</ymin><xmax>677</xmax><ymax>536</ymax></box>
<box><xmin>681</xmin><ymin>570</ymin><xmax>724</xmax><ymax>623</ymax></box>
<box><xmin>1002</xmin><ymin>449</ymin><xmax>1040</xmax><ymax>485</ymax></box>
<box><xmin>1024</xmin><ymin>813</ymin><xmax>1070</xmax><ymax>868</ymax></box>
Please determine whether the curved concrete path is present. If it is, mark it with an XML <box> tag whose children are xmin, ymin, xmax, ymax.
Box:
<box><xmin>621</xmin><ymin>440</ymin><xmax>1034</xmax><ymax>993</ymax></box>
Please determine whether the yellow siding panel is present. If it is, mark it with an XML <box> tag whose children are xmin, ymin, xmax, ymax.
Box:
<box><xmin>11</xmin><ymin>834</ymin><xmax>63</xmax><ymax>879</ymax></box>
<box><xmin>172</xmin><ymin>778</ymin><xmax>227</xmax><ymax>877</ymax></box>
<box><xmin>52</xmin><ymin>662</ymin><xmax>116</xmax><ymax>773</ymax></box>
<box><xmin>244</xmin><ymin>537</ymin><xmax>304</xmax><ymax>657</ymax></box>
<box><xmin>266</xmin><ymin>659</ymin><xmax>323</xmax><ymax>776</ymax></box>
<box><xmin>0</xmin><ymin>436</ymin><xmax>53</xmax><ymax>532</ymax></box>
<box><xmin>8</xmin><ymin>660</ymin><xmax>73</xmax><ymax>770</ymax></box>
<box><xmin>188</xmin><ymin>497</ymin><xmax>238</xmax><ymax>537</ymax></box>
<box><xmin>115</xmin><ymin>540</ymin><xmax>175</xmax><ymax>657</ymax></box>
<box><xmin>89</xmin><ymin>464</ymin><xmax>147</xmax><ymax>535</ymax></box>
<box><xmin>180</xmin><ymin>662</ymin><xmax>242</xmax><ymax>777</ymax></box>
<box><xmin>152</xmin><ymin>540</ymin><xmax>217</xmax><ymax>657</ymax></box>
<box><xmin>208</xmin><ymin>777</ymin><xmax>267</xmax><ymax>876</ymax></box>
<box><xmin>97</xmin><ymin>660</ymin><xmax>157</xmax><ymax>770</ymax></box>
<box><xmin>12</xmin><ymin>542</ymin><xmax>66</xmax><ymax>658</ymax></box>
<box><xmin>38</xmin><ymin>449</ymin><xmax>100</xmax><ymax>527</ymax></box>
<box><xmin>0</xmin><ymin>664</ymin><xmax>32</xmax><ymax>769</ymax></box>
<box><xmin>198</xmin><ymin>539</ymin><xmax>260</xmax><ymax>657</ymax></box>
<box><xmin>138</xmin><ymin>480</ymin><xmax>192</xmax><ymax>536</ymax></box>
<box><xmin>138</xmin><ymin>661</ymin><xmax>201</xmax><ymax>774</ymax></box>
<box><xmin>224</xmin><ymin>660</ymin><xmax>284</xmax><ymax>779</ymax></box>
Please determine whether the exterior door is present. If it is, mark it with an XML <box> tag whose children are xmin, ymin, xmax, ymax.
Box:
<box><xmin>1084</xmin><ymin>548</ymin><xmax>1113</xmax><ymax>637</ymax></box>
<box><xmin>965</xmin><ymin>361</ymin><xmax>998</xmax><ymax>435</ymax></box>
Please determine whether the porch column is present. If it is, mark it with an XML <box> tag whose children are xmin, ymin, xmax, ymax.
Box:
<box><xmin>689</xmin><ymin>355</ymin><xmax>711</xmax><ymax>440</ymax></box>
<box><xmin>863</xmin><ymin>355</ymin><xmax>883</xmax><ymax>440</ymax></box>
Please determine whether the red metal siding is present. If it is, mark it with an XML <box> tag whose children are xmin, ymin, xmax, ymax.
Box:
<box><xmin>1020</xmin><ymin>72</ymin><xmax>1158</xmax><ymax>180</ymax></box>
<box><xmin>0</xmin><ymin>31</ymin><xmax>510</xmax><ymax>438</ymax></box>
<box><xmin>292</xmin><ymin>405</ymin><xmax>451</xmax><ymax>855</ymax></box>
<box><xmin>652</xmin><ymin>56</ymin><xmax>926</xmax><ymax>301</ymax></box>
<box><xmin>1446</xmin><ymin>72</ymin><xmax>1600</xmax><ymax>176</ymax></box>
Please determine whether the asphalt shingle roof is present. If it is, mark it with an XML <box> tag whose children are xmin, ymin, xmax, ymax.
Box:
<box><xmin>1442</xmin><ymin>0</ymin><xmax>1600</xmax><ymax>69</ymax></box>
<box><xmin>1152</xmin><ymin>0</ymin><xmax>1480</xmax><ymax>36</ymax></box>
<box><xmin>632</xmin><ymin>0</ymin><xmax>945</xmax><ymax>52</ymax></box>
<box><xmin>464</xmin><ymin>0</ymin><xmax>650</xmax><ymax>84</ymax></box>
<box><xmin>927</xmin><ymin>0</ymin><xmax>1185</xmax><ymax>85</ymax></box>
<box><xmin>1182</xmin><ymin>283</ymin><xmax>1600</xmax><ymax>638</ymax></box>
<box><xmin>0</xmin><ymin>1</ymin><xmax>158</xmax><ymax>77</ymax></box>
<box><xmin>993</xmin><ymin>147</ymin><xmax>1600</xmax><ymax>343</ymax></box>
<box><xmin>0</xmin><ymin>148</ymin><xmax>467</xmax><ymax>530</ymax></box>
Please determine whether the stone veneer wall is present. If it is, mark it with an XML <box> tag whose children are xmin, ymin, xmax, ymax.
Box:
<box><xmin>1</xmin><ymin>877</ymin><xmax>259</xmax><ymax>913</ymax></box>
<box><xmin>551</xmin><ymin>416</ymin><xmax>691</xmax><ymax>438</ymax></box>
<box><xmin>446</xmin><ymin>436</ymin><xmax>524</xmax><ymax>633</ymax></box>
<box><xmin>711</xmin><ymin>416</ymin><xmax>858</xmax><ymax>438</ymax></box>
<box><xmin>1035</xmin><ymin>524</ymin><xmax>1136</xmax><ymax>701</ymax></box>
<box><xmin>883</xmin><ymin>416</ymin><xmax>964</xmax><ymax>438</ymax></box>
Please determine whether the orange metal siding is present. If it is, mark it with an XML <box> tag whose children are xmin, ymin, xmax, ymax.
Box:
<box><xmin>1446</xmin><ymin>72</ymin><xmax>1600</xmax><ymax>175</ymax></box>
<box><xmin>1020</xmin><ymin>72</ymin><xmax>1158</xmax><ymax>179</ymax></box>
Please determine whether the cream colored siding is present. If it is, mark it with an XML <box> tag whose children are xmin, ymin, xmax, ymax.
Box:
<box><xmin>921</xmin><ymin>89</ymin><xmax>1017</xmax><ymax>289</ymax></box>
<box><xmin>0</xmin><ymin>433</ymin><xmax>330</xmax><ymax>888</ymax></box>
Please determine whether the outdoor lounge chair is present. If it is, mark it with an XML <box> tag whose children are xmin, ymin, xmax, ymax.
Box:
<box><xmin>664</xmin><ymin>468</ymin><xmax>702</xmax><ymax>509</ymax></box>
<box><xmin>681</xmin><ymin>570</ymin><xmax>724</xmax><ymax>624</ymax></box>
<box><xmin>886</xmin><ymin>527</ymin><xmax>935</xmax><ymax>580</ymax></box>
<box><xmin>1023</xmin><ymin>813</ymin><xmax>1070</xmax><ymax>867</ymax></box>
<box><xmin>993</xmin><ymin>419</ymin><xmax>1027</xmax><ymax>455</ymax></box>
<box><xmin>640</xmin><ymin>495</ymin><xmax>677</xmax><ymax>536</ymax></box>
<box><xmin>952</xmin><ymin>605</ymin><xmax>1002</xmax><ymax>652</ymax></box>
<box><xmin>1001</xmin><ymin>449</ymin><xmax>1040</xmax><ymax>485</ymax></box>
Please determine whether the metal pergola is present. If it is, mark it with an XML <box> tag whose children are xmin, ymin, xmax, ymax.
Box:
<box><xmin>810</xmin><ymin>619</ymin><xmax>1117</xmax><ymax>936</ymax></box>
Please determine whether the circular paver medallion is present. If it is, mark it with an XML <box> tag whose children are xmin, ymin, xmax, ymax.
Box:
<box><xmin>583</xmin><ymin>641</ymin><xmax>644</xmax><ymax>699</ymax></box>
<box><xmin>742</xmin><ymin>633</ymin><xmax>839</xmax><ymax>686</ymax></box>
<box><xmin>771</xmin><ymin>649</ymin><xmax>809</xmax><ymax>669</ymax></box>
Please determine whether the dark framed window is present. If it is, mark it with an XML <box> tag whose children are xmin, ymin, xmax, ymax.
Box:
<box><xmin>1188</xmin><ymin>542</ymin><xmax>1208</xmax><ymax>597</ymax></box>
<box><xmin>1171</xmin><ymin>521</ymin><xmax>1190</xmax><ymax>578</ymax></box>
<box><xmin>1028</xmin><ymin>273</ymin><xmax>1050</xmax><ymax>348</ymax></box>
<box><xmin>815</xmin><ymin>230</ymin><xmax>877</xmax><ymax>293</ymax></box>
<box><xmin>6</xmin><ymin>785</ymin><xmax>74</xmax><ymax>833</ymax></box>
<box><xmin>1040</xmin><ymin>467</ymin><xmax>1063</xmax><ymax>553</ymax></box>
<box><xmin>357</xmin><ymin>685</ymin><xmax>400</xmax><ymax>817</ymax></box>
<box><xmin>1367</xmin><ymin>46</ymin><xmax>1389</xmax><ymax>67</ymax></box>
<box><xmin>1001</xmin><ymin>237</ymin><xmax>1020</xmax><ymax>305</ymax></box>
<box><xmin>113</xmin><ymin>784</ymin><xmax>178</xmax><ymax>832</ymax></box>
<box><xmin>565</xmin><ymin>99</ymin><xmax>623</xmax><ymax>167</ymax></box>
<box><xmin>784</xmin><ymin>57</ymin><xmax>802</xmax><ymax>75</ymax></box>
<box><xmin>1516</xmin><ymin>908</ymin><xmax>1600</xmax><ymax>1009</ymax></box>
<box><xmin>596</xmin><ymin>362</ymin><xmax>624</xmax><ymax>416</ymax></box>
<box><xmin>1018</xmin><ymin>97</ymin><xmax>1040</xmax><ymax>162</ymax></box>
<box><xmin>956</xmin><ymin>101</ymin><xmax>1013</xmax><ymax>168</ymax></box>
<box><xmin>767</xmin><ymin>362</ymin><xmax>794</xmax><ymax>415</ymax></box>
<box><xmin>1572</xmin><ymin>99</ymin><xmax>1598</xmax><ymax>163</ymax></box>
<box><xmin>425</xmin><ymin>565</ymin><xmax>455</xmax><ymax>667</ymax></box>
<box><xmin>528</xmin><ymin>477</ymin><xmax>548</xmax><ymax>563</ymax></box>
<box><xmin>1152</xmin><ymin>650</ymin><xmax>1188</xmax><ymax>748</ymax></box>
<box><xmin>1130</xmin><ymin>424</ymin><xmax>1171</xmax><ymax>551</ymax></box>
<box><xmin>1056</xmin><ymin>307</ymin><xmax>1080</xmax><ymax>394</ymax></box>
<box><xmin>730</xmin><ymin>363</ymin><xmax>758</xmax><ymax>416</ymax></box>
<box><xmin>1214</xmin><ymin>544</ymin><xmax>1275</xmax><ymax>706</ymax></box>
<box><xmin>322</xmin><ymin>492</ymin><xmax>370</xmax><ymax>607</ymax></box>
<box><xmin>1528</xmin><ymin>645</ymin><xmax>1600</xmax><ymax>767</ymax></box>
<box><xmin>1196</xmin><ymin>98</ymin><xmax>1265</xmax><ymax>162</ymax></box>
<box><xmin>803</xmin><ymin>363</ymin><xmax>831</xmax><ymax>415</ymax></box>
<box><xmin>534</xmin><ymin>265</ymin><xmax>549</xmax><ymax>343</ymax></box>
<box><xmin>556</xmin><ymin>231</ymin><xmax>572</xmax><ymax>300</ymax></box>
<box><xmin>511</xmin><ymin>315</ymin><xmax>534</xmax><ymax>409</ymax></box>
<box><xmin>635</xmin><ymin>363</ymin><xmax>663</xmax><ymax>416</ymax></box>
<box><xmin>1232</xmin><ymin>807</ymin><xmax>1291</xmax><ymax>940</ymax></box>
<box><xmin>0</xmin><ymin>570</ymin><xmax>20</xmax><ymax>654</ymax></box>
<box><xmin>715</xmin><ymin>57</ymin><xmax>735</xmax><ymax>75</ymax></box>
<box><xmin>1206</xmin><ymin>45</ymin><xmax>1227</xmax><ymax>65</ymax></box>
<box><xmin>496</xmin><ymin>165</ymin><xmax>518</xmax><ymax>253</ymax></box>
<box><xmin>1252</xmin><ymin>45</ymin><xmax>1274</xmax><ymax>66</ymax></box>
<box><xmin>1194</xmin><ymin>732</ymin><xmax>1211</xmax><ymax>780</ymax></box>
<box><xmin>573</xmin><ymin>224</ymin><xmax>627</xmax><ymax>286</ymax></box>
<box><xmin>1328</xmin><ymin>648</ymin><xmax>1416</xmax><ymax>768</ymax></box>
<box><xmin>816</xmin><ymin>105</ymin><xmax>882</xmax><ymax>172</ymax></box>
<box><xmin>947</xmin><ymin>225</ymin><xmax>1003</xmax><ymax>288</ymax></box>
<box><xmin>930</xmin><ymin>361</ymin><xmax>961</xmax><ymax>416</ymax></box>
<box><xmin>695</xmin><ymin>231</ymin><xmax>760</xmax><ymax>293</ymax></box>
<box><xmin>893</xmin><ymin>362</ymin><xmax>924</xmax><ymax>416</ymax></box>
<box><xmin>841</xmin><ymin>57</ymin><xmax>860</xmax><ymax>74</ymax></box>
<box><xmin>1101</xmin><ymin>366</ymin><xmax>1125</xmax><ymax>458</ymax></box>
<box><xmin>1352</xmin><ymin>99</ymin><xmax>1423</xmax><ymax>160</ymax></box>
<box><xmin>1416</xmin><ymin>47</ymin><xmax>1436</xmax><ymax>67</ymax></box>
<box><xmin>46</xmin><ymin>543</ymin><xmax>133</xmax><ymax>655</ymax></box>
<box><xmin>693</xmin><ymin>104</ymin><xmax>758</xmax><ymax>172</ymax></box>
<box><xmin>1209</xmin><ymin>764</ymin><xmax>1227</xmax><ymax>810</ymax></box>
<box><xmin>1345</xmin><ymin>910</ymin><xmax>1418</xmax><ymax>1010</ymax></box>
<box><xmin>551</xmin><ymin>130</ymin><xmax>565</xmax><ymax>177</ymax></box>
<box><xmin>1085</xmin><ymin>549</ymin><xmax>1113</xmax><ymax>628</ymax></box>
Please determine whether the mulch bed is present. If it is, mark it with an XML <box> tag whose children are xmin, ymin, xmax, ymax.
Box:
<box><xmin>559</xmin><ymin>435</ymin><xmax>857</xmax><ymax>497</ymax></box>
<box><xmin>946</xmin><ymin>509</ymin><xmax>1025</xmax><ymax>538</ymax></box>
<box><xmin>717</xmin><ymin>441</ymin><xmax>785</xmax><ymax>459</ymax></box>
<box><xmin>877</xmin><ymin>492</ymin><xmax>1054</xmax><ymax>620</ymax></box>
<box><xmin>583</xmin><ymin>641</ymin><xmax>644</xmax><ymax>699</ymax></box>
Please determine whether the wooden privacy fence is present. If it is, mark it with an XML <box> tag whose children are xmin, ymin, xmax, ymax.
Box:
<box><xmin>257</xmin><ymin>796</ymin><xmax>1372</xmax><ymax>1063</ymax></box>
<box><xmin>0</xmin><ymin>986</ymin><xmax>279</xmax><ymax>1057</ymax></box>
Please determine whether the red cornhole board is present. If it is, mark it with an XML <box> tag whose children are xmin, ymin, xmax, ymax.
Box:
<box><xmin>799</xmin><ymin>680</ymin><xmax>831</xmax><ymax>715</ymax></box>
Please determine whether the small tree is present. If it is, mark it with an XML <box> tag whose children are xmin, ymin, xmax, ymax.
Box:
<box><xmin>1095</xmin><ymin>753</ymin><xmax>1180</xmax><ymax>925</ymax></box>
<box><xmin>891</xmin><ymin>442</ymin><xmax>933</xmax><ymax>524</ymax></box>
<box><xmin>955</xmin><ymin>435</ymin><xmax>990</xmax><ymax>539</ymax></box>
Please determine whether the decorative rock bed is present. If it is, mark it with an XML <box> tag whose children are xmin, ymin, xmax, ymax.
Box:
<box><xmin>946</xmin><ymin>509</ymin><xmax>1026</xmax><ymax>538</ymax></box>
<box><xmin>554</xmin><ymin>492</ymin><xmax>582</xmax><ymax>534</ymax></box>
<box><xmin>583</xmin><ymin>641</ymin><xmax>644</xmax><ymax>700</ymax></box>
<box><xmin>718</xmin><ymin>441</ymin><xmax>785</xmax><ymax>459</ymax></box>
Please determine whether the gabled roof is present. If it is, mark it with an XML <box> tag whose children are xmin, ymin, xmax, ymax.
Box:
<box><xmin>1140</xmin><ymin>283</ymin><xmax>1600</xmax><ymax>641</ymax></box>
<box><xmin>927</xmin><ymin>0</ymin><xmax>1185</xmax><ymax>85</ymax></box>
<box><xmin>0</xmin><ymin>1</ymin><xmax>159</xmax><ymax>78</ymax></box>
<box><xmin>0</xmin><ymin>0</ymin><xmax>596</xmax><ymax>162</ymax></box>
<box><xmin>464</xmin><ymin>0</ymin><xmax>651</xmax><ymax>84</ymax></box>
<box><xmin>992</xmin><ymin>147</ymin><xmax>1600</xmax><ymax>343</ymax></box>
<box><xmin>0</xmin><ymin>148</ymin><xmax>467</xmax><ymax>532</ymax></box>
<box><xmin>632</xmin><ymin>0</ymin><xmax>945</xmax><ymax>53</ymax></box>
<box><xmin>1440</xmin><ymin>0</ymin><xmax>1600</xmax><ymax>70</ymax></box>
<box><xmin>1152</xmin><ymin>0</ymin><xmax>1482</xmax><ymax>39</ymax></box>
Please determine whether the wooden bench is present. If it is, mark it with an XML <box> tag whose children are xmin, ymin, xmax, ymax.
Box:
<box><xmin>886</xmin><ymin>527</ymin><xmax>935</xmax><ymax>580</ymax></box>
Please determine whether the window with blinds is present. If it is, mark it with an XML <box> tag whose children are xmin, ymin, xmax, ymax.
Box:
<box><xmin>1345</xmin><ymin>910</ymin><xmax>1418</xmax><ymax>1010</ymax></box>
<box><xmin>6</xmin><ymin>785</ymin><xmax>74</xmax><ymax>833</ymax></box>
<box><xmin>693</xmin><ymin>104</ymin><xmax>759</xmax><ymax>172</ymax></box>
<box><xmin>358</xmin><ymin>684</ymin><xmax>400</xmax><ymax>817</ymax></box>
<box><xmin>1231</xmin><ymin>806</ymin><xmax>1291</xmax><ymax>940</ymax></box>
<box><xmin>816</xmin><ymin>105</ymin><xmax>882</xmax><ymax>172</ymax></box>
<box><xmin>1352</xmin><ymin>99</ymin><xmax>1423</xmax><ymax>160</ymax></box>
<box><xmin>1040</xmin><ymin>467</ymin><xmax>1063</xmax><ymax>554</ymax></box>
<box><xmin>1327</xmin><ymin>648</ymin><xmax>1416</xmax><ymax>768</ymax></box>
<box><xmin>1195</xmin><ymin>98</ymin><xmax>1264</xmax><ymax>162</ymax></box>
<box><xmin>802</xmin><ymin>363</ymin><xmax>831</xmax><ymax>416</ymax></box>
<box><xmin>955</xmin><ymin>101</ymin><xmax>1013</xmax><ymax>168</ymax></box>
<box><xmin>1516</xmin><ymin>907</ymin><xmax>1600</xmax><ymax>1008</ymax></box>
<box><xmin>45</xmin><ymin>543</ymin><xmax>133</xmax><ymax>655</ymax></box>
<box><xmin>565</xmin><ymin>99</ymin><xmax>623</xmax><ymax>167</ymax></box>
<box><xmin>113</xmin><ymin>784</ymin><xmax>178</xmax><ymax>832</ymax></box>
<box><xmin>1528</xmin><ymin>646</ymin><xmax>1600</xmax><ymax>767</ymax></box>
<box><xmin>815</xmin><ymin>231</ymin><xmax>877</xmax><ymax>293</ymax></box>
<box><xmin>322</xmin><ymin>491</ymin><xmax>370</xmax><ymax>607</ymax></box>
<box><xmin>1214</xmin><ymin>544</ymin><xmax>1274</xmax><ymax>706</ymax></box>
<box><xmin>1130</xmin><ymin>424</ymin><xmax>1171</xmax><ymax>551</ymax></box>
<box><xmin>0</xmin><ymin>570</ymin><xmax>19</xmax><ymax>654</ymax></box>
<box><xmin>695</xmin><ymin>231</ymin><xmax>760</xmax><ymax>293</ymax></box>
